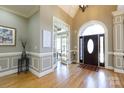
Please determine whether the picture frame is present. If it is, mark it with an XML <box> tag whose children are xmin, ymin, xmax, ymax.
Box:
<box><xmin>43</xmin><ymin>30</ymin><xmax>51</xmax><ymax>48</ymax></box>
<box><xmin>0</xmin><ymin>25</ymin><xmax>16</xmax><ymax>46</ymax></box>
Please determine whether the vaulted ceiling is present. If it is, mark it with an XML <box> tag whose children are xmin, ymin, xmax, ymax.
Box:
<box><xmin>0</xmin><ymin>5</ymin><xmax>121</xmax><ymax>19</ymax></box>
<box><xmin>58</xmin><ymin>5</ymin><xmax>79</xmax><ymax>18</ymax></box>
<box><xmin>0</xmin><ymin>5</ymin><xmax>79</xmax><ymax>18</ymax></box>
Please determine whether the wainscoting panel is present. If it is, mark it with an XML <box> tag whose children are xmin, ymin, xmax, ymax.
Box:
<box><xmin>42</xmin><ymin>56</ymin><xmax>52</xmax><ymax>71</ymax></box>
<box><xmin>108</xmin><ymin>54</ymin><xmax>114</xmax><ymax>67</ymax></box>
<box><xmin>31</xmin><ymin>57</ymin><xmax>40</xmax><ymax>71</ymax></box>
<box><xmin>11</xmin><ymin>56</ymin><xmax>20</xmax><ymax>69</ymax></box>
<box><xmin>114</xmin><ymin>55</ymin><xmax>123</xmax><ymax>69</ymax></box>
<box><xmin>0</xmin><ymin>58</ymin><xmax>9</xmax><ymax>71</ymax></box>
<box><xmin>0</xmin><ymin>52</ymin><xmax>21</xmax><ymax>77</ymax></box>
<box><xmin>70</xmin><ymin>50</ymin><xmax>77</xmax><ymax>63</ymax></box>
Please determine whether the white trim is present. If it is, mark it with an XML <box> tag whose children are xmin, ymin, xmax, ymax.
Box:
<box><xmin>114</xmin><ymin>68</ymin><xmax>124</xmax><ymax>74</ymax></box>
<box><xmin>108</xmin><ymin>51</ymin><xmax>124</xmax><ymax>56</ymax></box>
<box><xmin>41</xmin><ymin>56</ymin><xmax>52</xmax><ymax>71</ymax></box>
<box><xmin>52</xmin><ymin>63</ymin><xmax>57</xmax><ymax>70</ymax></box>
<box><xmin>29</xmin><ymin>68</ymin><xmax>53</xmax><ymax>78</ymax></box>
<box><xmin>115</xmin><ymin>56</ymin><xmax>123</xmax><ymax>68</ymax></box>
<box><xmin>113</xmin><ymin>52</ymin><xmax>124</xmax><ymax>56</ymax></box>
<box><xmin>112</xmin><ymin>10</ymin><xmax>124</xmax><ymax>16</ymax></box>
<box><xmin>42</xmin><ymin>66</ymin><xmax>52</xmax><ymax>71</ymax></box>
<box><xmin>0</xmin><ymin>52</ymin><xmax>21</xmax><ymax>57</ymax></box>
<box><xmin>39</xmin><ymin>68</ymin><xmax>53</xmax><ymax>77</ymax></box>
<box><xmin>32</xmin><ymin>57</ymin><xmax>40</xmax><ymax>71</ymax></box>
<box><xmin>27</xmin><ymin>52</ymin><xmax>41</xmax><ymax>57</ymax></box>
<box><xmin>11</xmin><ymin>56</ymin><xmax>20</xmax><ymax>68</ymax></box>
<box><xmin>105</xmin><ymin>66</ymin><xmax>114</xmax><ymax>70</ymax></box>
<box><xmin>52</xmin><ymin>16</ymin><xmax>71</xmax><ymax>66</ymax></box>
<box><xmin>27</xmin><ymin>52</ymin><xmax>53</xmax><ymax>57</ymax></box>
<box><xmin>108</xmin><ymin>52</ymin><xmax>114</xmax><ymax>55</ymax></box>
<box><xmin>77</xmin><ymin>20</ymin><xmax>108</xmax><ymax>67</ymax></box>
<box><xmin>0</xmin><ymin>6</ymin><xmax>39</xmax><ymax>18</ymax></box>
<box><xmin>70</xmin><ymin>50</ymin><xmax>77</xmax><ymax>52</ymax></box>
<box><xmin>0</xmin><ymin>69</ymin><xmax>17</xmax><ymax>77</ymax></box>
<box><xmin>41</xmin><ymin>52</ymin><xmax>53</xmax><ymax>57</ymax></box>
<box><xmin>29</xmin><ymin>68</ymin><xmax>40</xmax><ymax>77</ymax></box>
<box><xmin>0</xmin><ymin>58</ymin><xmax>9</xmax><ymax>71</ymax></box>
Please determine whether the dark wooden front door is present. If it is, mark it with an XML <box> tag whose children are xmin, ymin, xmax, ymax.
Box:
<box><xmin>84</xmin><ymin>35</ymin><xmax>98</xmax><ymax>66</ymax></box>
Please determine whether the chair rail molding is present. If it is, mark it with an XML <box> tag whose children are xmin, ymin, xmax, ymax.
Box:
<box><xmin>27</xmin><ymin>52</ymin><xmax>53</xmax><ymax>57</ymax></box>
<box><xmin>0</xmin><ymin>52</ymin><xmax>21</xmax><ymax>57</ymax></box>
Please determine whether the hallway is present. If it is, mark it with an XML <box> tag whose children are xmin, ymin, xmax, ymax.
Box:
<box><xmin>0</xmin><ymin>64</ymin><xmax>124</xmax><ymax>88</ymax></box>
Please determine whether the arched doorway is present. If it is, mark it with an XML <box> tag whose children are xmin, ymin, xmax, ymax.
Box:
<box><xmin>78</xmin><ymin>20</ymin><xmax>108</xmax><ymax>67</ymax></box>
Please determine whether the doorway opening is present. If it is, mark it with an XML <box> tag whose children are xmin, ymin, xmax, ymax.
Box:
<box><xmin>79</xmin><ymin>23</ymin><xmax>106</xmax><ymax>67</ymax></box>
<box><xmin>53</xmin><ymin>17</ymin><xmax>70</xmax><ymax>69</ymax></box>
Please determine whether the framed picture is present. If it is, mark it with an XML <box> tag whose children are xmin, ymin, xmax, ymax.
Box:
<box><xmin>0</xmin><ymin>25</ymin><xmax>16</xmax><ymax>46</ymax></box>
<box><xmin>43</xmin><ymin>30</ymin><xmax>51</xmax><ymax>48</ymax></box>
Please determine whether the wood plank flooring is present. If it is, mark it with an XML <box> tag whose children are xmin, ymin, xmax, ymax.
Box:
<box><xmin>0</xmin><ymin>64</ymin><xmax>124</xmax><ymax>88</ymax></box>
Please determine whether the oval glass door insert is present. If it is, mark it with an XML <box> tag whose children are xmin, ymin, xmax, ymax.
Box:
<box><xmin>87</xmin><ymin>39</ymin><xmax>94</xmax><ymax>54</ymax></box>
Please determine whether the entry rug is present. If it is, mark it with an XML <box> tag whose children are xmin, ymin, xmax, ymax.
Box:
<box><xmin>78</xmin><ymin>64</ymin><xmax>99</xmax><ymax>72</ymax></box>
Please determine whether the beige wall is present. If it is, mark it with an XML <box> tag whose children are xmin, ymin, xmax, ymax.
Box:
<box><xmin>72</xmin><ymin>5</ymin><xmax>117</xmax><ymax>51</ymax></box>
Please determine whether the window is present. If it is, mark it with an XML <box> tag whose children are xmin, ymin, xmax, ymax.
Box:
<box><xmin>87</xmin><ymin>39</ymin><xmax>94</xmax><ymax>54</ymax></box>
<box><xmin>82</xmin><ymin>24</ymin><xmax>104</xmax><ymax>36</ymax></box>
<box><xmin>100</xmin><ymin>36</ymin><xmax>104</xmax><ymax>63</ymax></box>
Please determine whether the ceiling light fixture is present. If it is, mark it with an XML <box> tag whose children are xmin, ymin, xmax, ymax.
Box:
<box><xmin>79</xmin><ymin>5</ymin><xmax>88</xmax><ymax>12</ymax></box>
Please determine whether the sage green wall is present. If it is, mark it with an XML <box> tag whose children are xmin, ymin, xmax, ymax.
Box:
<box><xmin>0</xmin><ymin>9</ymin><xmax>28</xmax><ymax>53</ymax></box>
<box><xmin>27</xmin><ymin>11</ymin><xmax>40</xmax><ymax>53</ymax></box>
<box><xmin>40</xmin><ymin>5</ymin><xmax>73</xmax><ymax>53</ymax></box>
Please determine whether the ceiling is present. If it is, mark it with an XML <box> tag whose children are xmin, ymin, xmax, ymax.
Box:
<box><xmin>0</xmin><ymin>5</ymin><xmax>40</xmax><ymax>18</ymax></box>
<box><xmin>117</xmin><ymin>5</ymin><xmax>124</xmax><ymax>11</ymax></box>
<box><xmin>58</xmin><ymin>5</ymin><xmax>79</xmax><ymax>18</ymax></box>
<box><xmin>0</xmin><ymin>5</ymin><xmax>120</xmax><ymax>19</ymax></box>
<box><xmin>0</xmin><ymin>5</ymin><xmax>79</xmax><ymax>18</ymax></box>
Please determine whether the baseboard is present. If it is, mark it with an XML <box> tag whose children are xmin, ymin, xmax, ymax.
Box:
<box><xmin>0</xmin><ymin>69</ymin><xmax>17</xmax><ymax>77</ymax></box>
<box><xmin>29</xmin><ymin>68</ymin><xmax>53</xmax><ymax>78</ymax></box>
<box><xmin>105</xmin><ymin>66</ymin><xmax>114</xmax><ymax>70</ymax></box>
<box><xmin>29</xmin><ymin>68</ymin><xmax>40</xmax><ymax>77</ymax></box>
<box><xmin>52</xmin><ymin>64</ymin><xmax>57</xmax><ymax>70</ymax></box>
<box><xmin>114</xmin><ymin>68</ymin><xmax>124</xmax><ymax>74</ymax></box>
<box><xmin>39</xmin><ymin>68</ymin><xmax>53</xmax><ymax>77</ymax></box>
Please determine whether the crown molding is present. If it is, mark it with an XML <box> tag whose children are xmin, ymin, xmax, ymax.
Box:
<box><xmin>112</xmin><ymin>10</ymin><xmax>124</xmax><ymax>16</ymax></box>
<box><xmin>0</xmin><ymin>6</ymin><xmax>39</xmax><ymax>18</ymax></box>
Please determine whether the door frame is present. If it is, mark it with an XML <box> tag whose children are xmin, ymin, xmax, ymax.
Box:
<box><xmin>52</xmin><ymin>16</ymin><xmax>71</xmax><ymax>68</ymax></box>
<box><xmin>77</xmin><ymin>20</ymin><xmax>108</xmax><ymax>68</ymax></box>
<box><xmin>84</xmin><ymin>35</ymin><xmax>99</xmax><ymax>66</ymax></box>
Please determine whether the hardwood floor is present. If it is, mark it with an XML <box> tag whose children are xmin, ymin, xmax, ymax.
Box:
<box><xmin>0</xmin><ymin>63</ymin><xmax>124</xmax><ymax>88</ymax></box>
